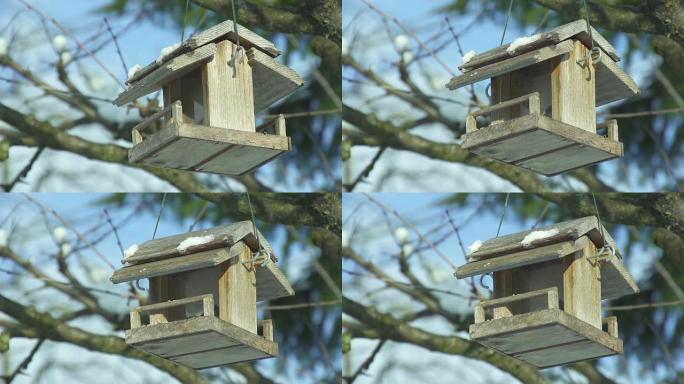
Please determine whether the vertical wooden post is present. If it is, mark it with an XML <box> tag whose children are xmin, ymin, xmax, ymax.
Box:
<box><xmin>259</xmin><ymin>319</ymin><xmax>274</xmax><ymax>341</ymax></box>
<box><xmin>552</xmin><ymin>39</ymin><xmax>596</xmax><ymax>133</ymax></box>
<box><xmin>219</xmin><ymin>243</ymin><xmax>257</xmax><ymax>333</ymax></box>
<box><xmin>563</xmin><ymin>236</ymin><xmax>602</xmax><ymax>329</ymax></box>
<box><xmin>203</xmin><ymin>40</ymin><xmax>256</xmax><ymax>132</ymax></box>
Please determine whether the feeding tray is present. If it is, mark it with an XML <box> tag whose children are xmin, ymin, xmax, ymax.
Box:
<box><xmin>126</xmin><ymin>296</ymin><xmax>278</xmax><ymax>369</ymax></box>
<box><xmin>447</xmin><ymin>20</ymin><xmax>639</xmax><ymax>175</ymax></box>
<box><xmin>127</xmin><ymin>101</ymin><xmax>290</xmax><ymax>175</ymax></box>
<box><xmin>470</xmin><ymin>289</ymin><xmax>622</xmax><ymax>368</ymax></box>
<box><xmin>455</xmin><ymin>216</ymin><xmax>638</xmax><ymax>368</ymax></box>
<box><xmin>461</xmin><ymin>95</ymin><xmax>622</xmax><ymax>176</ymax></box>
<box><xmin>114</xmin><ymin>20</ymin><xmax>304</xmax><ymax>175</ymax></box>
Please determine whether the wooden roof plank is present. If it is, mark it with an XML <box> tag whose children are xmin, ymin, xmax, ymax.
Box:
<box><xmin>446</xmin><ymin>40</ymin><xmax>575</xmax><ymax>90</ymax></box>
<box><xmin>248</xmin><ymin>48</ymin><xmax>305</xmax><ymax>112</ymax></box>
<box><xmin>121</xmin><ymin>220</ymin><xmax>273</xmax><ymax>265</ymax></box>
<box><xmin>126</xmin><ymin>20</ymin><xmax>279</xmax><ymax>85</ymax></box>
<box><xmin>459</xmin><ymin>20</ymin><xmax>619</xmax><ymax>73</ymax></box>
<box><xmin>114</xmin><ymin>43</ymin><xmax>217</xmax><ymax>106</ymax></box>
<box><xmin>595</xmin><ymin>56</ymin><xmax>640</xmax><ymax>106</ymax></box>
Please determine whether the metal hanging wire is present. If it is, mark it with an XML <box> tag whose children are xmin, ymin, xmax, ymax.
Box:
<box><xmin>589</xmin><ymin>193</ymin><xmax>617</xmax><ymax>264</ymax></box>
<box><xmin>181</xmin><ymin>0</ymin><xmax>191</xmax><ymax>41</ymax></box>
<box><xmin>577</xmin><ymin>0</ymin><xmax>602</xmax><ymax>67</ymax></box>
<box><xmin>243</xmin><ymin>191</ymin><xmax>271</xmax><ymax>269</ymax></box>
<box><xmin>496</xmin><ymin>193</ymin><xmax>510</xmax><ymax>238</ymax></box>
<box><xmin>500</xmin><ymin>0</ymin><xmax>515</xmax><ymax>45</ymax></box>
<box><xmin>228</xmin><ymin>0</ymin><xmax>245</xmax><ymax>76</ymax></box>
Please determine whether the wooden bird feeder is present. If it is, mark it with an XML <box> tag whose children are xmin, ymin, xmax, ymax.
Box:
<box><xmin>446</xmin><ymin>20</ymin><xmax>639</xmax><ymax>176</ymax></box>
<box><xmin>110</xmin><ymin>221</ymin><xmax>294</xmax><ymax>369</ymax></box>
<box><xmin>114</xmin><ymin>20</ymin><xmax>304</xmax><ymax>175</ymax></box>
<box><xmin>454</xmin><ymin>216</ymin><xmax>639</xmax><ymax>368</ymax></box>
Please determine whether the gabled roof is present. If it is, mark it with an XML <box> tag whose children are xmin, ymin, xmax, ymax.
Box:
<box><xmin>446</xmin><ymin>20</ymin><xmax>639</xmax><ymax>106</ymax></box>
<box><xmin>454</xmin><ymin>216</ymin><xmax>639</xmax><ymax>300</ymax></box>
<box><xmin>113</xmin><ymin>20</ymin><xmax>304</xmax><ymax>109</ymax></box>
<box><xmin>110</xmin><ymin>221</ymin><xmax>294</xmax><ymax>301</ymax></box>
<box><xmin>127</xmin><ymin>20</ymin><xmax>280</xmax><ymax>85</ymax></box>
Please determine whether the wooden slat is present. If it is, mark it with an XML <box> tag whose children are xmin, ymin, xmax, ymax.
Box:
<box><xmin>476</xmin><ymin>287</ymin><xmax>558</xmax><ymax>323</ymax></box>
<box><xmin>514</xmin><ymin>142</ymin><xmax>618</xmax><ymax>176</ymax></box>
<box><xmin>121</xmin><ymin>221</ymin><xmax>272</xmax><ymax>264</ymax></box>
<box><xmin>552</xmin><ymin>40</ymin><xmax>596</xmax><ymax>133</ymax></box>
<box><xmin>465</xmin><ymin>217</ymin><xmax>604</xmax><ymax>261</ymax></box>
<box><xmin>248</xmin><ymin>48</ymin><xmax>304</xmax><ymax>113</ymax></box>
<box><xmin>126</xmin><ymin>20</ymin><xmax>279</xmax><ymax>85</ymax></box>
<box><xmin>126</xmin><ymin>316</ymin><xmax>278</xmax><ymax>369</ymax></box>
<box><xmin>459</xmin><ymin>20</ymin><xmax>620</xmax><ymax>72</ymax></box>
<box><xmin>136</xmin><ymin>294</ymin><xmax>214</xmax><ymax>315</ymax></box>
<box><xmin>594</xmin><ymin>55</ymin><xmax>640</xmax><ymax>106</ymax></box>
<box><xmin>563</xmin><ymin>239</ymin><xmax>602</xmax><ymax>329</ymax></box>
<box><xmin>603</xmin><ymin>316</ymin><xmax>618</xmax><ymax>338</ymax></box>
<box><xmin>469</xmin><ymin>308</ymin><xmax>622</xmax><ymax>368</ymax></box>
<box><xmin>219</xmin><ymin>245</ymin><xmax>257</xmax><ymax>334</ymax></box>
<box><xmin>259</xmin><ymin>319</ymin><xmax>274</xmax><ymax>341</ymax></box>
<box><xmin>115</xmin><ymin>43</ymin><xmax>218</xmax><ymax>106</ymax></box>
<box><xmin>194</xmin><ymin>143</ymin><xmax>289</xmax><ymax>176</ymax></box>
<box><xmin>456</xmin><ymin>237</ymin><xmax>589</xmax><ymax>279</ymax></box>
<box><xmin>256</xmin><ymin>261</ymin><xmax>295</xmax><ymax>301</ymax></box>
<box><xmin>447</xmin><ymin>40</ymin><xmax>575</xmax><ymax>90</ymax></box>
<box><xmin>204</xmin><ymin>40</ymin><xmax>255</xmax><ymax>132</ymax></box>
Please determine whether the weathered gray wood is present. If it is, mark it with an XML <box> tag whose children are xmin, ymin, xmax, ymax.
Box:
<box><xmin>112</xmin><ymin>242</ymin><xmax>293</xmax><ymax>302</ymax></box>
<box><xmin>219</xmin><ymin>244</ymin><xmax>257</xmax><ymax>334</ymax></box>
<box><xmin>112</xmin><ymin>247</ymin><xmax>236</xmax><ymax>283</ymax></box>
<box><xmin>259</xmin><ymin>319</ymin><xmax>274</xmax><ymax>341</ymax></box>
<box><xmin>456</xmin><ymin>237</ymin><xmax>589</xmax><ymax>278</ymax></box>
<box><xmin>256</xmin><ymin>261</ymin><xmax>295</xmax><ymax>301</ymax></box>
<box><xmin>195</xmin><ymin>142</ymin><xmax>289</xmax><ymax>176</ymax></box>
<box><xmin>131</xmin><ymin>101</ymin><xmax>179</xmax><ymax>144</ymax></box>
<box><xmin>204</xmin><ymin>40</ymin><xmax>255</xmax><ymax>132</ymax></box>
<box><xmin>468</xmin><ymin>92</ymin><xmax>540</xmax><ymax>133</ymax></box>
<box><xmin>248</xmin><ymin>48</ymin><xmax>305</xmax><ymax>113</ymax></box>
<box><xmin>131</xmin><ymin>294</ymin><xmax>214</xmax><ymax>328</ymax></box>
<box><xmin>126</xmin><ymin>315</ymin><xmax>278</xmax><ymax>369</ymax></box>
<box><xmin>122</xmin><ymin>221</ymin><xmax>272</xmax><ymax>264</ymax></box>
<box><xmin>459</xmin><ymin>20</ymin><xmax>620</xmax><ymax>72</ymax></box>
<box><xmin>447</xmin><ymin>40</ymin><xmax>575</xmax><ymax>90</ymax></box>
<box><xmin>126</xmin><ymin>20</ymin><xmax>279</xmax><ymax>85</ymax></box>
<box><xmin>514</xmin><ymin>338</ymin><xmax>618</xmax><ymax>368</ymax></box>
<box><xmin>594</xmin><ymin>55</ymin><xmax>640</xmax><ymax>106</ymax></box>
<box><xmin>129</xmin><ymin>115</ymin><xmax>291</xmax><ymax>175</ymax></box>
<box><xmin>603</xmin><ymin>316</ymin><xmax>618</xmax><ymax>338</ymax></box>
<box><xmin>597</xmin><ymin>119</ymin><xmax>619</xmax><ymax>141</ymax></box>
<box><xmin>456</xmin><ymin>216</ymin><xmax>638</xmax><ymax>299</ymax></box>
<box><xmin>115</xmin><ymin>43</ymin><xmax>217</xmax><ymax>106</ymax></box>
<box><xmin>469</xmin><ymin>308</ymin><xmax>622</xmax><ymax>368</ymax></box>
<box><xmin>461</xmin><ymin>114</ymin><xmax>623</xmax><ymax>175</ymax></box>
<box><xmin>552</xmin><ymin>40</ymin><xmax>596</xmax><ymax>133</ymax></box>
<box><xmin>476</xmin><ymin>286</ymin><xmax>558</xmax><ymax>323</ymax></box>
<box><xmin>563</xmin><ymin>239</ymin><xmax>602</xmax><ymax>329</ymax></box>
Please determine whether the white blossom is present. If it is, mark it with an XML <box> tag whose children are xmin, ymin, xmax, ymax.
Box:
<box><xmin>60</xmin><ymin>243</ymin><xmax>72</xmax><ymax>255</ymax></box>
<box><xmin>53</xmin><ymin>227</ymin><xmax>68</xmax><ymax>243</ymax></box>
<box><xmin>394</xmin><ymin>34</ymin><xmax>409</xmax><ymax>51</ymax></box>
<box><xmin>394</xmin><ymin>227</ymin><xmax>410</xmax><ymax>243</ymax></box>
<box><xmin>0</xmin><ymin>229</ymin><xmax>7</xmax><ymax>247</ymax></box>
<box><xmin>52</xmin><ymin>35</ymin><xmax>68</xmax><ymax>52</ymax></box>
<box><xmin>60</xmin><ymin>51</ymin><xmax>72</xmax><ymax>64</ymax></box>
<box><xmin>402</xmin><ymin>243</ymin><xmax>414</xmax><ymax>255</ymax></box>
<box><xmin>402</xmin><ymin>51</ymin><xmax>413</xmax><ymax>63</ymax></box>
<box><xmin>0</xmin><ymin>38</ymin><xmax>7</xmax><ymax>56</ymax></box>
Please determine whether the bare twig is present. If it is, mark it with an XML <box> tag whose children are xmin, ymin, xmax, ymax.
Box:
<box><xmin>1</xmin><ymin>147</ymin><xmax>43</xmax><ymax>192</ymax></box>
<box><xmin>104</xmin><ymin>17</ymin><xmax>128</xmax><ymax>77</ymax></box>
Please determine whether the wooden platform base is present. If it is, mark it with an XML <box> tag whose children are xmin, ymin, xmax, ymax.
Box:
<box><xmin>461</xmin><ymin>114</ymin><xmax>622</xmax><ymax>176</ymax></box>
<box><xmin>470</xmin><ymin>308</ymin><xmax>622</xmax><ymax>368</ymax></box>
<box><xmin>126</xmin><ymin>315</ymin><xmax>278</xmax><ymax>369</ymax></box>
<box><xmin>129</xmin><ymin>103</ymin><xmax>291</xmax><ymax>176</ymax></box>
